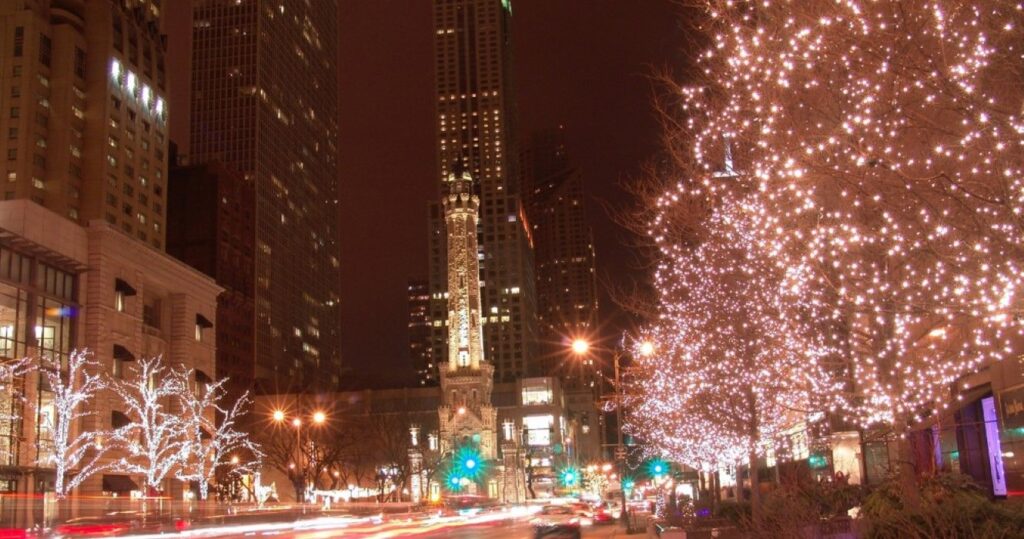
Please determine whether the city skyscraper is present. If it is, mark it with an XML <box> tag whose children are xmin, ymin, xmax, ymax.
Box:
<box><xmin>0</xmin><ymin>0</ymin><xmax>170</xmax><ymax>248</ymax></box>
<box><xmin>523</xmin><ymin>126</ymin><xmax>599</xmax><ymax>388</ymax></box>
<box><xmin>167</xmin><ymin>153</ymin><xmax>255</xmax><ymax>408</ymax></box>
<box><xmin>190</xmin><ymin>0</ymin><xmax>341</xmax><ymax>392</ymax></box>
<box><xmin>408</xmin><ymin>278</ymin><xmax>434</xmax><ymax>386</ymax></box>
<box><xmin>0</xmin><ymin>0</ymin><xmax>220</xmax><ymax>496</ymax></box>
<box><xmin>428</xmin><ymin>0</ymin><xmax>538</xmax><ymax>384</ymax></box>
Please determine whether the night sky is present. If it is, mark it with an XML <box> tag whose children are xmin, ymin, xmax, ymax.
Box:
<box><xmin>166</xmin><ymin>0</ymin><xmax>688</xmax><ymax>388</ymax></box>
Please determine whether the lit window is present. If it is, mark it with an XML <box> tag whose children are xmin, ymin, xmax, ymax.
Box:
<box><xmin>523</xmin><ymin>414</ymin><xmax>554</xmax><ymax>446</ymax></box>
<box><xmin>114</xmin><ymin>291</ymin><xmax>125</xmax><ymax>312</ymax></box>
<box><xmin>125</xmin><ymin>72</ymin><xmax>136</xmax><ymax>95</ymax></box>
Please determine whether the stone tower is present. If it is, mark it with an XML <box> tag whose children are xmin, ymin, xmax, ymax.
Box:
<box><xmin>438</xmin><ymin>170</ymin><xmax>499</xmax><ymax>465</ymax></box>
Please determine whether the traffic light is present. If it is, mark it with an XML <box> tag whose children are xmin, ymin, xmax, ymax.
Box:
<box><xmin>646</xmin><ymin>458</ymin><xmax>669</xmax><ymax>480</ymax></box>
<box><xmin>454</xmin><ymin>445</ymin><xmax>485</xmax><ymax>480</ymax></box>
<box><xmin>559</xmin><ymin>466</ymin><xmax>580</xmax><ymax>488</ymax></box>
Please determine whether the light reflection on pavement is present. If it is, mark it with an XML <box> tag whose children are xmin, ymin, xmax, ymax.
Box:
<box><xmin>110</xmin><ymin>506</ymin><xmax>627</xmax><ymax>539</ymax></box>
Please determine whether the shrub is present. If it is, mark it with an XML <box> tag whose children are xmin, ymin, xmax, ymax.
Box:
<box><xmin>859</xmin><ymin>474</ymin><xmax>1024</xmax><ymax>539</ymax></box>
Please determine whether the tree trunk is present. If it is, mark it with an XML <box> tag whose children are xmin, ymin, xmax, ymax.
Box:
<box><xmin>895</xmin><ymin>422</ymin><xmax>921</xmax><ymax>510</ymax></box>
<box><xmin>711</xmin><ymin>469</ymin><xmax>720</xmax><ymax>515</ymax></box>
<box><xmin>748</xmin><ymin>450</ymin><xmax>762</xmax><ymax>526</ymax></box>
<box><xmin>55</xmin><ymin>469</ymin><xmax>66</xmax><ymax>499</ymax></box>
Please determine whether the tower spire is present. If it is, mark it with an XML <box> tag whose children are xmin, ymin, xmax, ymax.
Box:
<box><xmin>442</xmin><ymin>170</ymin><xmax>485</xmax><ymax>371</ymax></box>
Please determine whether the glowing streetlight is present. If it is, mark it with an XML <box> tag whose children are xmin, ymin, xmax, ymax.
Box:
<box><xmin>571</xmin><ymin>338</ymin><xmax>590</xmax><ymax>356</ymax></box>
<box><xmin>272</xmin><ymin>410</ymin><xmax>285</xmax><ymax>422</ymax></box>
<box><xmin>313</xmin><ymin>411</ymin><xmax>327</xmax><ymax>424</ymax></box>
<box><xmin>230</xmin><ymin>455</ymin><xmax>239</xmax><ymax>465</ymax></box>
<box><xmin>639</xmin><ymin>341</ymin><xmax>656</xmax><ymax>357</ymax></box>
<box><xmin>291</xmin><ymin>417</ymin><xmax>302</xmax><ymax>428</ymax></box>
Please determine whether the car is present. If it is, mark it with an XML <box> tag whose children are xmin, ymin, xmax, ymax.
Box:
<box><xmin>530</xmin><ymin>504</ymin><xmax>585</xmax><ymax>539</ymax></box>
<box><xmin>591</xmin><ymin>503</ymin><xmax>615</xmax><ymax>525</ymax></box>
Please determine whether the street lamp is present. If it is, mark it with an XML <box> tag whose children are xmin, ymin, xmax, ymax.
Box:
<box><xmin>570</xmin><ymin>338</ymin><xmax>633</xmax><ymax>531</ymax></box>
<box><xmin>270</xmin><ymin>408</ymin><xmax>328</xmax><ymax>503</ymax></box>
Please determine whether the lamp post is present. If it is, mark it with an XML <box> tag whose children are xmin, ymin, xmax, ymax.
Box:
<box><xmin>272</xmin><ymin>408</ymin><xmax>327</xmax><ymax>502</ymax></box>
<box><xmin>571</xmin><ymin>337</ymin><xmax>653</xmax><ymax>533</ymax></box>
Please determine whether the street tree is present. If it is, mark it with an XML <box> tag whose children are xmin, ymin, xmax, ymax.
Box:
<box><xmin>626</xmin><ymin>198</ymin><xmax>839</xmax><ymax>521</ymax></box>
<box><xmin>642</xmin><ymin>0</ymin><xmax>1024</xmax><ymax>506</ymax></box>
<box><xmin>175</xmin><ymin>374</ymin><xmax>263</xmax><ymax>500</ymax></box>
<box><xmin>109</xmin><ymin>356</ymin><xmax>188</xmax><ymax>494</ymax></box>
<box><xmin>36</xmin><ymin>350</ymin><xmax>115</xmax><ymax>498</ymax></box>
<box><xmin>0</xmin><ymin>357</ymin><xmax>31</xmax><ymax>466</ymax></box>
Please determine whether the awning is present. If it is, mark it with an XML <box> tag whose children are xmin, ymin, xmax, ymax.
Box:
<box><xmin>114</xmin><ymin>278</ymin><xmax>137</xmax><ymax>296</ymax></box>
<box><xmin>195</xmin><ymin>313</ymin><xmax>213</xmax><ymax>328</ymax></box>
<box><xmin>111</xmin><ymin>410</ymin><xmax>131</xmax><ymax>429</ymax></box>
<box><xmin>102</xmin><ymin>474</ymin><xmax>138</xmax><ymax>493</ymax></box>
<box><xmin>112</xmin><ymin>344</ymin><xmax>135</xmax><ymax>362</ymax></box>
<box><xmin>195</xmin><ymin>369</ymin><xmax>213</xmax><ymax>384</ymax></box>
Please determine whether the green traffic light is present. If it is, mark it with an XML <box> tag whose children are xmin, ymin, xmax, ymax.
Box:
<box><xmin>646</xmin><ymin>458</ymin><xmax>669</xmax><ymax>479</ymax></box>
<box><xmin>559</xmin><ymin>466</ymin><xmax>580</xmax><ymax>487</ymax></box>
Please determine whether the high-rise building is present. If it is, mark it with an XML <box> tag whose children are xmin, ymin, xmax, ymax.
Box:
<box><xmin>428</xmin><ymin>0</ymin><xmax>538</xmax><ymax>384</ymax></box>
<box><xmin>0</xmin><ymin>1</ymin><xmax>223</xmax><ymax>497</ymax></box>
<box><xmin>408</xmin><ymin>278</ymin><xmax>434</xmax><ymax>386</ymax></box>
<box><xmin>0</xmin><ymin>0</ymin><xmax>170</xmax><ymax>249</ymax></box>
<box><xmin>522</xmin><ymin>127</ymin><xmax>599</xmax><ymax>389</ymax></box>
<box><xmin>190</xmin><ymin>0</ymin><xmax>341</xmax><ymax>392</ymax></box>
<box><xmin>167</xmin><ymin>154</ymin><xmax>255</xmax><ymax>407</ymax></box>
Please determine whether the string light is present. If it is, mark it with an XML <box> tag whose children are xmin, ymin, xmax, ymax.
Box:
<box><xmin>626</xmin><ymin>0</ymin><xmax>1024</xmax><ymax>469</ymax></box>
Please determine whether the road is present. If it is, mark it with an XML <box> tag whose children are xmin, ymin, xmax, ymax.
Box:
<box><xmin>279</xmin><ymin>514</ymin><xmax>628</xmax><ymax>539</ymax></box>
<box><xmin>418</xmin><ymin>521</ymin><xmax>625</xmax><ymax>538</ymax></box>
<box><xmin>56</xmin><ymin>505</ymin><xmax>639</xmax><ymax>538</ymax></box>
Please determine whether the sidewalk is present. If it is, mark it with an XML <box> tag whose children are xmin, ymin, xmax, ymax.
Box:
<box><xmin>591</xmin><ymin>523</ymin><xmax>645</xmax><ymax>537</ymax></box>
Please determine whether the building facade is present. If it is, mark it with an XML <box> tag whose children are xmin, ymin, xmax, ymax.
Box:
<box><xmin>0</xmin><ymin>200</ymin><xmax>219</xmax><ymax>505</ymax></box>
<box><xmin>190</xmin><ymin>0</ymin><xmax>341</xmax><ymax>392</ymax></box>
<box><xmin>0</xmin><ymin>0</ymin><xmax>170</xmax><ymax>249</ymax></box>
<box><xmin>428</xmin><ymin>0</ymin><xmax>538</xmax><ymax>384</ymax></box>
<box><xmin>408</xmin><ymin>279</ymin><xmax>433</xmax><ymax>387</ymax></box>
<box><xmin>522</xmin><ymin>127</ymin><xmax>599</xmax><ymax>389</ymax></box>
<box><xmin>167</xmin><ymin>157</ymin><xmax>255</xmax><ymax>408</ymax></box>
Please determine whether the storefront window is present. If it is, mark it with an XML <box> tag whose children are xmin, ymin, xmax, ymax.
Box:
<box><xmin>36</xmin><ymin>385</ymin><xmax>54</xmax><ymax>466</ymax></box>
<box><xmin>0</xmin><ymin>372</ymin><xmax>23</xmax><ymax>467</ymax></box>
<box><xmin>524</xmin><ymin>414</ymin><xmax>554</xmax><ymax>446</ymax></box>
<box><xmin>0</xmin><ymin>248</ymin><xmax>78</xmax><ymax>473</ymax></box>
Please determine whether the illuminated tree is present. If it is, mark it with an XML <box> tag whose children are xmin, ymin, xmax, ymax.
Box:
<box><xmin>175</xmin><ymin>375</ymin><xmax>262</xmax><ymax>500</ymax></box>
<box><xmin>640</xmin><ymin>0</ymin><xmax>1024</xmax><ymax>507</ymax></box>
<box><xmin>626</xmin><ymin>198</ymin><xmax>839</xmax><ymax>519</ymax></box>
<box><xmin>109</xmin><ymin>356</ymin><xmax>189</xmax><ymax>494</ymax></box>
<box><xmin>36</xmin><ymin>351</ymin><xmax>113</xmax><ymax>498</ymax></box>
<box><xmin>0</xmin><ymin>357</ymin><xmax>31</xmax><ymax>467</ymax></box>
